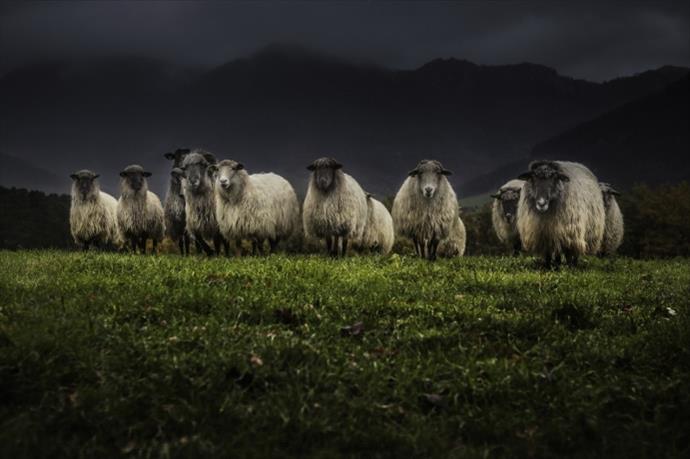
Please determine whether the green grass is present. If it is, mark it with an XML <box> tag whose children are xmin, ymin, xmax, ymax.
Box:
<box><xmin>1</xmin><ymin>251</ymin><xmax>689</xmax><ymax>458</ymax></box>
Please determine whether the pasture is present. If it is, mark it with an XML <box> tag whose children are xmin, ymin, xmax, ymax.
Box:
<box><xmin>1</xmin><ymin>251</ymin><xmax>689</xmax><ymax>458</ymax></box>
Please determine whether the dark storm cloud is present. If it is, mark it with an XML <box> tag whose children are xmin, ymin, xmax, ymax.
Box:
<box><xmin>1</xmin><ymin>1</ymin><xmax>689</xmax><ymax>80</ymax></box>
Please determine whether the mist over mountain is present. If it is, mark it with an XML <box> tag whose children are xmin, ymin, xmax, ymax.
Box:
<box><xmin>1</xmin><ymin>44</ymin><xmax>687</xmax><ymax>197</ymax></box>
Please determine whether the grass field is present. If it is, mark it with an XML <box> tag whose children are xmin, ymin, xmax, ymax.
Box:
<box><xmin>1</xmin><ymin>251</ymin><xmax>689</xmax><ymax>458</ymax></box>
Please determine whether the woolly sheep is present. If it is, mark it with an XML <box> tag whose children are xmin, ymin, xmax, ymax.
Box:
<box><xmin>391</xmin><ymin>159</ymin><xmax>458</xmax><ymax>260</ymax></box>
<box><xmin>164</xmin><ymin>148</ymin><xmax>191</xmax><ymax>255</ymax></box>
<box><xmin>211</xmin><ymin>159</ymin><xmax>301</xmax><ymax>255</ymax></box>
<box><xmin>491</xmin><ymin>179</ymin><xmax>525</xmax><ymax>255</ymax></box>
<box><xmin>360</xmin><ymin>194</ymin><xmax>394</xmax><ymax>255</ymax></box>
<box><xmin>302</xmin><ymin>157</ymin><xmax>368</xmax><ymax>257</ymax></box>
<box><xmin>116</xmin><ymin>165</ymin><xmax>165</xmax><ymax>254</ymax></box>
<box><xmin>437</xmin><ymin>216</ymin><xmax>467</xmax><ymax>258</ymax></box>
<box><xmin>69</xmin><ymin>169</ymin><xmax>120</xmax><ymax>250</ymax></box>
<box><xmin>599</xmin><ymin>182</ymin><xmax>624</xmax><ymax>256</ymax></box>
<box><xmin>516</xmin><ymin>160</ymin><xmax>605</xmax><ymax>267</ymax></box>
<box><xmin>179</xmin><ymin>150</ymin><xmax>229</xmax><ymax>256</ymax></box>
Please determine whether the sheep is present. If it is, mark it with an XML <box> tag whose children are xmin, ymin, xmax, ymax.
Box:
<box><xmin>516</xmin><ymin>160</ymin><xmax>605</xmax><ymax>268</ymax></box>
<box><xmin>491</xmin><ymin>179</ymin><xmax>525</xmax><ymax>255</ymax></box>
<box><xmin>599</xmin><ymin>182</ymin><xmax>624</xmax><ymax>256</ymax></box>
<box><xmin>360</xmin><ymin>194</ymin><xmax>394</xmax><ymax>255</ymax></box>
<box><xmin>116</xmin><ymin>165</ymin><xmax>165</xmax><ymax>254</ymax></box>
<box><xmin>179</xmin><ymin>150</ymin><xmax>228</xmax><ymax>256</ymax></box>
<box><xmin>302</xmin><ymin>157</ymin><xmax>368</xmax><ymax>257</ymax></box>
<box><xmin>164</xmin><ymin>148</ymin><xmax>191</xmax><ymax>255</ymax></box>
<box><xmin>437</xmin><ymin>216</ymin><xmax>467</xmax><ymax>258</ymax></box>
<box><xmin>211</xmin><ymin>159</ymin><xmax>301</xmax><ymax>255</ymax></box>
<box><xmin>69</xmin><ymin>169</ymin><xmax>120</xmax><ymax>250</ymax></box>
<box><xmin>391</xmin><ymin>159</ymin><xmax>459</xmax><ymax>260</ymax></box>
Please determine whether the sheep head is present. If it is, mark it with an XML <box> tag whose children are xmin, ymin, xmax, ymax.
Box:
<box><xmin>408</xmin><ymin>159</ymin><xmax>452</xmax><ymax>199</ymax></box>
<box><xmin>307</xmin><ymin>157</ymin><xmax>342</xmax><ymax>192</ymax></box>
<box><xmin>518</xmin><ymin>161</ymin><xmax>569</xmax><ymax>214</ymax></box>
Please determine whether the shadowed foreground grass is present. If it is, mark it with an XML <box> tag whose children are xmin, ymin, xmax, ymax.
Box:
<box><xmin>1</xmin><ymin>251</ymin><xmax>689</xmax><ymax>458</ymax></box>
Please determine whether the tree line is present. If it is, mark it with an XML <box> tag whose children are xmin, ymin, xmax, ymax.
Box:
<box><xmin>1</xmin><ymin>183</ymin><xmax>689</xmax><ymax>258</ymax></box>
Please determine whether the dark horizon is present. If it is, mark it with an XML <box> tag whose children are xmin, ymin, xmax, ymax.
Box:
<box><xmin>2</xmin><ymin>1</ymin><xmax>689</xmax><ymax>82</ymax></box>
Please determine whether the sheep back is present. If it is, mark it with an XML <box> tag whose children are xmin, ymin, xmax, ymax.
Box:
<box><xmin>216</xmin><ymin>172</ymin><xmax>300</xmax><ymax>242</ymax></box>
<box><xmin>361</xmin><ymin>196</ymin><xmax>395</xmax><ymax>254</ymax></box>
<box><xmin>437</xmin><ymin>216</ymin><xmax>467</xmax><ymax>258</ymax></box>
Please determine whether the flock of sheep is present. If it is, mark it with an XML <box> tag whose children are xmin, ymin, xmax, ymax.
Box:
<box><xmin>69</xmin><ymin>149</ymin><xmax>623</xmax><ymax>266</ymax></box>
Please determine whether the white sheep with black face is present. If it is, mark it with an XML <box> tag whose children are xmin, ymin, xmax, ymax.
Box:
<box><xmin>212</xmin><ymin>159</ymin><xmax>301</xmax><ymax>255</ymax></box>
<box><xmin>179</xmin><ymin>150</ymin><xmax>229</xmax><ymax>256</ymax></box>
<box><xmin>361</xmin><ymin>194</ymin><xmax>394</xmax><ymax>255</ymax></box>
<box><xmin>516</xmin><ymin>160</ymin><xmax>605</xmax><ymax>267</ymax></box>
<box><xmin>302</xmin><ymin>157</ymin><xmax>368</xmax><ymax>257</ymax></box>
<box><xmin>599</xmin><ymin>182</ymin><xmax>624</xmax><ymax>256</ymax></box>
<box><xmin>163</xmin><ymin>148</ymin><xmax>191</xmax><ymax>255</ymax></box>
<box><xmin>491</xmin><ymin>179</ymin><xmax>525</xmax><ymax>255</ymax></box>
<box><xmin>391</xmin><ymin>159</ymin><xmax>459</xmax><ymax>260</ymax></box>
<box><xmin>69</xmin><ymin>169</ymin><xmax>120</xmax><ymax>250</ymax></box>
<box><xmin>116</xmin><ymin>165</ymin><xmax>165</xmax><ymax>254</ymax></box>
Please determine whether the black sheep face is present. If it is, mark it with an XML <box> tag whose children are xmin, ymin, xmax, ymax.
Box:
<box><xmin>408</xmin><ymin>159</ymin><xmax>452</xmax><ymax>199</ymax></box>
<box><xmin>70</xmin><ymin>170</ymin><xmax>100</xmax><ymax>199</ymax></box>
<box><xmin>499</xmin><ymin>189</ymin><xmax>520</xmax><ymax>223</ymax></box>
<box><xmin>164</xmin><ymin>148</ymin><xmax>191</xmax><ymax>169</ymax></box>
<box><xmin>119</xmin><ymin>165</ymin><xmax>151</xmax><ymax>192</ymax></box>
<box><xmin>519</xmin><ymin>162</ymin><xmax>569</xmax><ymax>214</ymax></box>
<box><xmin>307</xmin><ymin>157</ymin><xmax>342</xmax><ymax>192</ymax></box>
<box><xmin>180</xmin><ymin>153</ymin><xmax>215</xmax><ymax>192</ymax></box>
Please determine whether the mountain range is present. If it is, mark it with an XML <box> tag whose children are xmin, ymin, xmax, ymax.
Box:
<box><xmin>0</xmin><ymin>44</ymin><xmax>687</xmax><ymax>197</ymax></box>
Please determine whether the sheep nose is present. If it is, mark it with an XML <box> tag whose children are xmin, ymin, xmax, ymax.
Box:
<box><xmin>424</xmin><ymin>186</ymin><xmax>434</xmax><ymax>196</ymax></box>
<box><xmin>219</xmin><ymin>178</ymin><xmax>229</xmax><ymax>186</ymax></box>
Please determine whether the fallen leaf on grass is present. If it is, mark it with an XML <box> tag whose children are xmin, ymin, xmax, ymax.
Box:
<box><xmin>340</xmin><ymin>321</ymin><xmax>365</xmax><ymax>337</ymax></box>
<box><xmin>249</xmin><ymin>354</ymin><xmax>263</xmax><ymax>367</ymax></box>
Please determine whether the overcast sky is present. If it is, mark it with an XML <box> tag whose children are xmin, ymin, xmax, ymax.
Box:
<box><xmin>1</xmin><ymin>1</ymin><xmax>689</xmax><ymax>81</ymax></box>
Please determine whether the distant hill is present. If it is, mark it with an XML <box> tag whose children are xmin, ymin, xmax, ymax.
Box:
<box><xmin>530</xmin><ymin>75</ymin><xmax>690</xmax><ymax>188</ymax></box>
<box><xmin>0</xmin><ymin>153</ymin><xmax>65</xmax><ymax>194</ymax></box>
<box><xmin>0</xmin><ymin>45</ymin><xmax>687</xmax><ymax>196</ymax></box>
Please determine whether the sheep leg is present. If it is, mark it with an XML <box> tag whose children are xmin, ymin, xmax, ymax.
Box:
<box><xmin>184</xmin><ymin>234</ymin><xmax>190</xmax><ymax>256</ymax></box>
<box><xmin>139</xmin><ymin>236</ymin><xmax>148</xmax><ymax>254</ymax></box>
<box><xmin>130</xmin><ymin>238</ymin><xmax>138</xmax><ymax>253</ymax></box>
<box><xmin>235</xmin><ymin>239</ymin><xmax>243</xmax><ymax>257</ymax></box>
<box><xmin>178</xmin><ymin>237</ymin><xmax>185</xmax><ymax>256</ymax></box>
<box><xmin>513</xmin><ymin>241</ymin><xmax>521</xmax><ymax>256</ymax></box>
<box><xmin>223</xmin><ymin>240</ymin><xmax>230</xmax><ymax>257</ymax></box>
<box><xmin>341</xmin><ymin>237</ymin><xmax>348</xmax><ymax>257</ymax></box>
<box><xmin>195</xmin><ymin>234</ymin><xmax>214</xmax><ymax>256</ymax></box>
<box><xmin>269</xmin><ymin>238</ymin><xmax>278</xmax><ymax>254</ymax></box>
<box><xmin>412</xmin><ymin>236</ymin><xmax>421</xmax><ymax>257</ymax></box>
<box><xmin>252</xmin><ymin>239</ymin><xmax>259</xmax><ymax>256</ymax></box>
<box><xmin>565</xmin><ymin>249</ymin><xmax>579</xmax><ymax>267</ymax></box>
<box><xmin>195</xmin><ymin>239</ymin><xmax>204</xmax><ymax>255</ymax></box>
<box><xmin>325</xmin><ymin>236</ymin><xmax>333</xmax><ymax>255</ymax></box>
<box><xmin>152</xmin><ymin>239</ymin><xmax>159</xmax><ymax>255</ymax></box>
<box><xmin>429</xmin><ymin>237</ymin><xmax>439</xmax><ymax>261</ymax></box>
<box><xmin>213</xmin><ymin>235</ymin><xmax>223</xmax><ymax>256</ymax></box>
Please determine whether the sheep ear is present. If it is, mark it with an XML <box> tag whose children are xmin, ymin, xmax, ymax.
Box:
<box><xmin>202</xmin><ymin>153</ymin><xmax>217</xmax><ymax>165</ymax></box>
<box><xmin>164</xmin><ymin>152</ymin><xmax>175</xmax><ymax>160</ymax></box>
<box><xmin>517</xmin><ymin>172</ymin><xmax>532</xmax><ymax>181</ymax></box>
<box><xmin>557</xmin><ymin>173</ymin><xmax>570</xmax><ymax>182</ymax></box>
<box><xmin>490</xmin><ymin>192</ymin><xmax>501</xmax><ymax>199</ymax></box>
<box><xmin>171</xmin><ymin>168</ymin><xmax>185</xmax><ymax>178</ymax></box>
<box><xmin>408</xmin><ymin>169</ymin><xmax>419</xmax><ymax>176</ymax></box>
<box><xmin>307</xmin><ymin>164</ymin><xmax>316</xmax><ymax>171</ymax></box>
<box><xmin>70</xmin><ymin>174</ymin><xmax>78</xmax><ymax>180</ymax></box>
<box><xmin>333</xmin><ymin>162</ymin><xmax>343</xmax><ymax>170</ymax></box>
<box><xmin>235</xmin><ymin>163</ymin><xmax>245</xmax><ymax>170</ymax></box>
<box><xmin>119</xmin><ymin>171</ymin><xmax>127</xmax><ymax>178</ymax></box>
<box><xmin>94</xmin><ymin>174</ymin><xmax>100</xmax><ymax>179</ymax></box>
<box><xmin>441</xmin><ymin>169</ymin><xmax>453</xmax><ymax>176</ymax></box>
<box><xmin>608</xmin><ymin>187</ymin><xmax>621</xmax><ymax>196</ymax></box>
<box><xmin>143</xmin><ymin>171</ymin><xmax>152</xmax><ymax>177</ymax></box>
